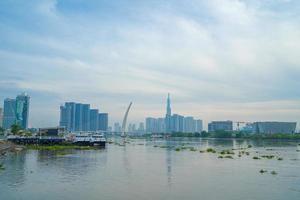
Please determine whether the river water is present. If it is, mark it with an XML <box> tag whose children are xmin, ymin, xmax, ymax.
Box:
<box><xmin>0</xmin><ymin>138</ymin><xmax>300</xmax><ymax>200</ymax></box>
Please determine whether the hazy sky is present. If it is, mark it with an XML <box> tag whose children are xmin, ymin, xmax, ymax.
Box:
<box><xmin>0</xmin><ymin>0</ymin><xmax>300</xmax><ymax>129</ymax></box>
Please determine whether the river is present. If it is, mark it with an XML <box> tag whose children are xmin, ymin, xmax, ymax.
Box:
<box><xmin>1</xmin><ymin>138</ymin><xmax>300</xmax><ymax>200</ymax></box>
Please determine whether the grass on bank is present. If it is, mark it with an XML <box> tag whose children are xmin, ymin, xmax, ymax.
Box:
<box><xmin>26</xmin><ymin>144</ymin><xmax>98</xmax><ymax>151</ymax></box>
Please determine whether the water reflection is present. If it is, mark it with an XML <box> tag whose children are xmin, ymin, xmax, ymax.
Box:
<box><xmin>1</xmin><ymin>138</ymin><xmax>300</xmax><ymax>200</ymax></box>
<box><xmin>0</xmin><ymin>152</ymin><xmax>26</xmax><ymax>187</ymax></box>
<box><xmin>165</xmin><ymin>140</ymin><xmax>173</xmax><ymax>186</ymax></box>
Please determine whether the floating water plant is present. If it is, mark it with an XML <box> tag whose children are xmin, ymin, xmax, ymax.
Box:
<box><xmin>248</xmin><ymin>145</ymin><xmax>252</xmax><ymax>148</ymax></box>
<box><xmin>199</xmin><ymin>150</ymin><xmax>205</xmax><ymax>153</ymax></box>
<box><xmin>220</xmin><ymin>150</ymin><xmax>235</xmax><ymax>155</ymax></box>
<box><xmin>259</xmin><ymin>169</ymin><xmax>267</xmax><ymax>174</ymax></box>
<box><xmin>0</xmin><ymin>164</ymin><xmax>5</xmax><ymax>171</ymax></box>
<box><xmin>218</xmin><ymin>156</ymin><xmax>223</xmax><ymax>159</ymax></box>
<box><xmin>261</xmin><ymin>155</ymin><xmax>275</xmax><ymax>159</ymax></box>
<box><xmin>271</xmin><ymin>171</ymin><xmax>277</xmax><ymax>175</ymax></box>
<box><xmin>206</xmin><ymin>148</ymin><xmax>216</xmax><ymax>153</ymax></box>
<box><xmin>253</xmin><ymin>156</ymin><xmax>260</xmax><ymax>160</ymax></box>
<box><xmin>277</xmin><ymin>157</ymin><xmax>283</xmax><ymax>161</ymax></box>
<box><xmin>224</xmin><ymin>155</ymin><xmax>233</xmax><ymax>159</ymax></box>
<box><xmin>153</xmin><ymin>145</ymin><xmax>158</xmax><ymax>148</ymax></box>
<box><xmin>175</xmin><ymin>148</ymin><xmax>181</xmax><ymax>151</ymax></box>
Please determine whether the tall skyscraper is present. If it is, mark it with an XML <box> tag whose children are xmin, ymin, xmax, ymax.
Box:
<box><xmin>60</xmin><ymin>102</ymin><xmax>76</xmax><ymax>132</ymax></box>
<box><xmin>0</xmin><ymin>107</ymin><xmax>3</xmax><ymax>128</ymax></box>
<box><xmin>184</xmin><ymin>116</ymin><xmax>195</xmax><ymax>133</ymax></box>
<box><xmin>89</xmin><ymin>109</ymin><xmax>99</xmax><ymax>131</ymax></box>
<box><xmin>81</xmin><ymin>104</ymin><xmax>90</xmax><ymax>131</ymax></box>
<box><xmin>3</xmin><ymin>93</ymin><xmax>30</xmax><ymax>130</ymax></box>
<box><xmin>98</xmin><ymin>113</ymin><xmax>108</xmax><ymax>131</ymax></box>
<box><xmin>138</xmin><ymin>122</ymin><xmax>145</xmax><ymax>132</ymax></box>
<box><xmin>75</xmin><ymin>103</ymin><xmax>83</xmax><ymax>131</ymax></box>
<box><xmin>15</xmin><ymin>93</ymin><xmax>30</xmax><ymax>129</ymax></box>
<box><xmin>114</xmin><ymin>122</ymin><xmax>121</xmax><ymax>132</ymax></box>
<box><xmin>3</xmin><ymin>98</ymin><xmax>16</xmax><ymax>129</ymax></box>
<box><xmin>195</xmin><ymin>119</ymin><xmax>203</xmax><ymax>133</ymax></box>
<box><xmin>165</xmin><ymin>93</ymin><xmax>172</xmax><ymax>133</ymax></box>
<box><xmin>172</xmin><ymin>114</ymin><xmax>184</xmax><ymax>132</ymax></box>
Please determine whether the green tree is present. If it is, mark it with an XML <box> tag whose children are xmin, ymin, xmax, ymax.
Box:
<box><xmin>11</xmin><ymin>124</ymin><xmax>22</xmax><ymax>135</ymax></box>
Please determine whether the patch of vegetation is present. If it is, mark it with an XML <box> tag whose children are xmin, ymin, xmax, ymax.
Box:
<box><xmin>218</xmin><ymin>156</ymin><xmax>223</xmax><ymax>159</ymax></box>
<box><xmin>248</xmin><ymin>145</ymin><xmax>252</xmax><ymax>148</ymax></box>
<box><xmin>261</xmin><ymin>155</ymin><xmax>275</xmax><ymax>159</ymax></box>
<box><xmin>259</xmin><ymin>169</ymin><xmax>267</xmax><ymax>174</ymax></box>
<box><xmin>26</xmin><ymin>144</ymin><xmax>98</xmax><ymax>151</ymax></box>
<box><xmin>277</xmin><ymin>157</ymin><xmax>283</xmax><ymax>161</ymax></box>
<box><xmin>253</xmin><ymin>156</ymin><xmax>260</xmax><ymax>160</ymax></box>
<box><xmin>199</xmin><ymin>150</ymin><xmax>205</xmax><ymax>153</ymax></box>
<box><xmin>206</xmin><ymin>148</ymin><xmax>216</xmax><ymax>153</ymax></box>
<box><xmin>220</xmin><ymin>150</ymin><xmax>235</xmax><ymax>155</ymax></box>
<box><xmin>175</xmin><ymin>147</ymin><xmax>181</xmax><ymax>151</ymax></box>
<box><xmin>271</xmin><ymin>171</ymin><xmax>278</xmax><ymax>175</ymax></box>
<box><xmin>224</xmin><ymin>155</ymin><xmax>234</xmax><ymax>159</ymax></box>
<box><xmin>0</xmin><ymin>164</ymin><xmax>5</xmax><ymax>171</ymax></box>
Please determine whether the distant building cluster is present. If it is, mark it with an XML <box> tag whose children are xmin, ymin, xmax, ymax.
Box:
<box><xmin>59</xmin><ymin>102</ymin><xmax>108</xmax><ymax>132</ymax></box>
<box><xmin>113</xmin><ymin>122</ymin><xmax>145</xmax><ymax>134</ymax></box>
<box><xmin>207</xmin><ymin>120</ymin><xmax>297</xmax><ymax>134</ymax></box>
<box><xmin>145</xmin><ymin>94</ymin><xmax>203</xmax><ymax>134</ymax></box>
<box><xmin>2</xmin><ymin>93</ymin><xmax>30</xmax><ymax>130</ymax></box>
<box><xmin>251</xmin><ymin>122</ymin><xmax>296</xmax><ymax>134</ymax></box>
<box><xmin>1</xmin><ymin>92</ymin><xmax>298</xmax><ymax>135</ymax></box>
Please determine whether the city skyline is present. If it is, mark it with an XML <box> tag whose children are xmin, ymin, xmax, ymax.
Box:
<box><xmin>0</xmin><ymin>1</ymin><xmax>300</xmax><ymax>129</ymax></box>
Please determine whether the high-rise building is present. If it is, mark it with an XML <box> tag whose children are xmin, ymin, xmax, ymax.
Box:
<box><xmin>75</xmin><ymin>103</ymin><xmax>83</xmax><ymax>131</ymax></box>
<box><xmin>3</xmin><ymin>98</ymin><xmax>17</xmax><ymax>129</ymax></box>
<box><xmin>3</xmin><ymin>93</ymin><xmax>30</xmax><ymax>130</ymax></box>
<box><xmin>208</xmin><ymin>121</ymin><xmax>233</xmax><ymax>132</ymax></box>
<box><xmin>114</xmin><ymin>122</ymin><xmax>121</xmax><ymax>132</ymax></box>
<box><xmin>0</xmin><ymin>107</ymin><xmax>3</xmax><ymax>128</ymax></box>
<box><xmin>138</xmin><ymin>122</ymin><xmax>145</xmax><ymax>132</ymax></box>
<box><xmin>252</xmin><ymin>122</ymin><xmax>297</xmax><ymax>134</ymax></box>
<box><xmin>184</xmin><ymin>116</ymin><xmax>195</xmax><ymax>133</ymax></box>
<box><xmin>81</xmin><ymin>104</ymin><xmax>90</xmax><ymax>131</ymax></box>
<box><xmin>89</xmin><ymin>109</ymin><xmax>99</xmax><ymax>131</ymax></box>
<box><xmin>165</xmin><ymin>93</ymin><xmax>172</xmax><ymax>133</ymax></box>
<box><xmin>98</xmin><ymin>113</ymin><xmax>108</xmax><ymax>131</ymax></box>
<box><xmin>59</xmin><ymin>102</ymin><xmax>76</xmax><ymax>132</ymax></box>
<box><xmin>195</xmin><ymin>119</ymin><xmax>203</xmax><ymax>133</ymax></box>
<box><xmin>171</xmin><ymin>114</ymin><xmax>184</xmax><ymax>132</ymax></box>
<box><xmin>15</xmin><ymin>93</ymin><xmax>30</xmax><ymax>129</ymax></box>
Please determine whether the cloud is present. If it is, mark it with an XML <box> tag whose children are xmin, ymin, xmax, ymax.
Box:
<box><xmin>0</xmin><ymin>0</ymin><xmax>299</xmax><ymax>129</ymax></box>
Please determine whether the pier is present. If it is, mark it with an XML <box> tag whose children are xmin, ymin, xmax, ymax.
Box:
<box><xmin>7</xmin><ymin>136</ymin><xmax>65</xmax><ymax>145</ymax></box>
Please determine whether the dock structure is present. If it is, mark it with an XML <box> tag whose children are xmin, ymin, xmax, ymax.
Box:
<box><xmin>7</xmin><ymin>137</ymin><xmax>65</xmax><ymax>145</ymax></box>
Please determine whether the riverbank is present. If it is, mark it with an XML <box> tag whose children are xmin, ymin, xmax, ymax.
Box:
<box><xmin>26</xmin><ymin>144</ymin><xmax>99</xmax><ymax>151</ymax></box>
<box><xmin>0</xmin><ymin>140</ymin><xmax>24</xmax><ymax>155</ymax></box>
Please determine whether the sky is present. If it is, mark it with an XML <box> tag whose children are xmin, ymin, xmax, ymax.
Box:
<box><xmin>0</xmin><ymin>0</ymin><xmax>300</xmax><ymax>130</ymax></box>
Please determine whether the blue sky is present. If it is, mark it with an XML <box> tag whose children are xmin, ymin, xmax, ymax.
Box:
<box><xmin>0</xmin><ymin>0</ymin><xmax>300</xmax><ymax>129</ymax></box>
